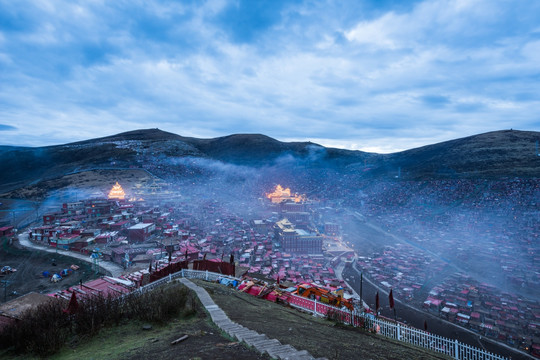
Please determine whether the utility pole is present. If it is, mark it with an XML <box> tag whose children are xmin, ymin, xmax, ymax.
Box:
<box><xmin>1</xmin><ymin>280</ymin><xmax>11</xmax><ymax>302</ymax></box>
<box><xmin>360</xmin><ymin>272</ymin><xmax>363</xmax><ymax>308</ymax></box>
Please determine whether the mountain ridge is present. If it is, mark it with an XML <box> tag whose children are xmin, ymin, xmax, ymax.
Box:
<box><xmin>0</xmin><ymin>129</ymin><xmax>538</xmax><ymax>195</ymax></box>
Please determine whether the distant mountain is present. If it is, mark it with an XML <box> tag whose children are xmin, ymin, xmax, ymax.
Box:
<box><xmin>381</xmin><ymin>130</ymin><xmax>540</xmax><ymax>178</ymax></box>
<box><xmin>69</xmin><ymin>129</ymin><xmax>378</xmax><ymax>166</ymax></box>
<box><xmin>0</xmin><ymin>128</ymin><xmax>538</xmax><ymax>195</ymax></box>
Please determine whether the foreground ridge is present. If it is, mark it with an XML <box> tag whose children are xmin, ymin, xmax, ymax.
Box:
<box><xmin>179</xmin><ymin>278</ymin><xmax>327</xmax><ymax>360</ymax></box>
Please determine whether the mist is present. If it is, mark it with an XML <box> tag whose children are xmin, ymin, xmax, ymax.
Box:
<box><xmin>2</xmin><ymin>136</ymin><xmax>538</xmax><ymax>356</ymax></box>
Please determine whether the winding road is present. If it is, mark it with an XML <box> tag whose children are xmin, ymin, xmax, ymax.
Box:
<box><xmin>17</xmin><ymin>233</ymin><xmax>124</xmax><ymax>277</ymax></box>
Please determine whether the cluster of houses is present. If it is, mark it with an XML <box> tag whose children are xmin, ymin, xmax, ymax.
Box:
<box><xmin>359</xmin><ymin>179</ymin><xmax>540</xmax><ymax>299</ymax></box>
<box><xmin>356</xmin><ymin>243</ymin><xmax>447</xmax><ymax>302</ymax></box>
<box><xmin>424</xmin><ymin>273</ymin><xmax>540</xmax><ymax>349</ymax></box>
<box><xmin>372</xmin><ymin>210</ymin><xmax>540</xmax><ymax>296</ymax></box>
<box><xmin>355</xmin><ymin>236</ymin><xmax>539</xmax><ymax>348</ymax></box>
<box><xmin>27</xmin><ymin>184</ymin><xmax>352</xmax><ymax>294</ymax></box>
<box><xmin>31</xmin><ymin>198</ymin><xmax>162</xmax><ymax>264</ymax></box>
<box><xmin>346</xmin><ymin>178</ymin><xmax>540</xmax><ymax>350</ymax></box>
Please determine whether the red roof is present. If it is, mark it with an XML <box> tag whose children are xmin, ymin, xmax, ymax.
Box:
<box><xmin>113</xmin><ymin>220</ymin><xmax>130</xmax><ymax>226</ymax></box>
<box><xmin>50</xmin><ymin>277</ymin><xmax>132</xmax><ymax>300</ymax></box>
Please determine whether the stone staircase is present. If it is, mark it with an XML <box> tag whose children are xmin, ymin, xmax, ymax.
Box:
<box><xmin>179</xmin><ymin>278</ymin><xmax>327</xmax><ymax>360</ymax></box>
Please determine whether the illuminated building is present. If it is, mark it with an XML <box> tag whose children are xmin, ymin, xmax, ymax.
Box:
<box><xmin>108</xmin><ymin>182</ymin><xmax>126</xmax><ymax>200</ymax></box>
<box><xmin>266</xmin><ymin>185</ymin><xmax>305</xmax><ymax>204</ymax></box>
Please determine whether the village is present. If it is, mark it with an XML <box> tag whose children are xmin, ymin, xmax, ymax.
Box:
<box><xmin>22</xmin><ymin>182</ymin><xmax>354</xmax><ymax>302</ymax></box>
<box><xmin>345</xmin><ymin>179</ymin><xmax>540</xmax><ymax>352</ymax></box>
<box><xmin>3</xmin><ymin>178</ymin><xmax>539</xmax><ymax>356</ymax></box>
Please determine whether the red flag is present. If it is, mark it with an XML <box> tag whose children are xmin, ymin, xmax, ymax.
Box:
<box><xmin>375</xmin><ymin>291</ymin><xmax>380</xmax><ymax>313</ymax></box>
<box><xmin>424</xmin><ymin>320</ymin><xmax>428</xmax><ymax>332</ymax></box>
<box><xmin>389</xmin><ymin>289</ymin><xmax>395</xmax><ymax>309</ymax></box>
<box><xmin>63</xmin><ymin>291</ymin><xmax>79</xmax><ymax>314</ymax></box>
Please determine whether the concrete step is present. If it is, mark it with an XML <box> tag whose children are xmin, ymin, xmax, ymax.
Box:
<box><xmin>210</xmin><ymin>313</ymin><xmax>229</xmax><ymax>322</ymax></box>
<box><xmin>267</xmin><ymin>345</ymin><xmax>300</xmax><ymax>357</ymax></box>
<box><xmin>218</xmin><ymin>323</ymin><xmax>242</xmax><ymax>335</ymax></box>
<box><xmin>268</xmin><ymin>348</ymin><xmax>302</xmax><ymax>360</ymax></box>
<box><xmin>290</xmin><ymin>354</ymin><xmax>315</xmax><ymax>360</ymax></box>
<box><xmin>243</xmin><ymin>334</ymin><xmax>268</xmax><ymax>347</ymax></box>
<box><xmin>258</xmin><ymin>342</ymin><xmax>284</xmax><ymax>356</ymax></box>
<box><xmin>242</xmin><ymin>333</ymin><xmax>266</xmax><ymax>342</ymax></box>
<box><xmin>234</xmin><ymin>329</ymin><xmax>260</xmax><ymax>342</ymax></box>
<box><xmin>218</xmin><ymin>322</ymin><xmax>240</xmax><ymax>330</ymax></box>
<box><xmin>213</xmin><ymin>317</ymin><xmax>232</xmax><ymax>325</ymax></box>
<box><xmin>252</xmin><ymin>338</ymin><xmax>281</xmax><ymax>351</ymax></box>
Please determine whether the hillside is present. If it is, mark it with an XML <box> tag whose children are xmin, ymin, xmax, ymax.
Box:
<box><xmin>0</xmin><ymin>129</ymin><xmax>538</xmax><ymax>197</ymax></box>
<box><xmin>381</xmin><ymin>130</ymin><xmax>540</xmax><ymax>179</ymax></box>
<box><xmin>15</xmin><ymin>279</ymin><xmax>447</xmax><ymax>360</ymax></box>
<box><xmin>193</xmin><ymin>279</ymin><xmax>448</xmax><ymax>360</ymax></box>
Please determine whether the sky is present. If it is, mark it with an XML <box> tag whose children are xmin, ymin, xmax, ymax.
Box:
<box><xmin>0</xmin><ymin>0</ymin><xmax>539</xmax><ymax>153</ymax></box>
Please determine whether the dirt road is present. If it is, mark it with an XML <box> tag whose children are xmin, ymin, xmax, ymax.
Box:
<box><xmin>17</xmin><ymin>233</ymin><xmax>123</xmax><ymax>277</ymax></box>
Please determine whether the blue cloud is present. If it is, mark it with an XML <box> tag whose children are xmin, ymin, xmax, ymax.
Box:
<box><xmin>0</xmin><ymin>124</ymin><xmax>16</xmax><ymax>131</ymax></box>
<box><xmin>215</xmin><ymin>0</ymin><xmax>292</xmax><ymax>43</ymax></box>
<box><xmin>419</xmin><ymin>95</ymin><xmax>451</xmax><ymax>108</ymax></box>
<box><xmin>0</xmin><ymin>0</ymin><xmax>539</xmax><ymax>152</ymax></box>
<box><xmin>0</xmin><ymin>5</ymin><xmax>39</xmax><ymax>33</ymax></box>
<box><xmin>454</xmin><ymin>103</ymin><xmax>484</xmax><ymax>113</ymax></box>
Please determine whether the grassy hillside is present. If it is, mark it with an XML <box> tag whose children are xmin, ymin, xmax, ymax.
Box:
<box><xmin>195</xmin><ymin>279</ymin><xmax>447</xmax><ymax>360</ymax></box>
<box><xmin>0</xmin><ymin>279</ymin><xmax>448</xmax><ymax>359</ymax></box>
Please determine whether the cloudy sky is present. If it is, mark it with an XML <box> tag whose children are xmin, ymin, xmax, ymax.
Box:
<box><xmin>0</xmin><ymin>0</ymin><xmax>539</xmax><ymax>152</ymax></box>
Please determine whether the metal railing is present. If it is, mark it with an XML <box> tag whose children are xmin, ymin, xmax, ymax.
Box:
<box><xmin>134</xmin><ymin>268</ymin><xmax>508</xmax><ymax>360</ymax></box>
<box><xmin>134</xmin><ymin>269</ymin><xmax>227</xmax><ymax>293</ymax></box>
<box><xmin>287</xmin><ymin>292</ymin><xmax>507</xmax><ymax>360</ymax></box>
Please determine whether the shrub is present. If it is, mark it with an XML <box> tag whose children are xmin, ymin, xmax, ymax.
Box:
<box><xmin>0</xmin><ymin>283</ymin><xmax>192</xmax><ymax>356</ymax></box>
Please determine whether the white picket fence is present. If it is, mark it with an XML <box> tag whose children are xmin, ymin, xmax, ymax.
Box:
<box><xmin>362</xmin><ymin>314</ymin><xmax>507</xmax><ymax>360</ymax></box>
<box><xmin>136</xmin><ymin>269</ymin><xmax>509</xmax><ymax>360</ymax></box>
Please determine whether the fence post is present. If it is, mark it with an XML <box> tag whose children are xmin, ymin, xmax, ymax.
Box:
<box><xmin>205</xmin><ymin>270</ymin><xmax>208</xmax><ymax>281</ymax></box>
<box><xmin>454</xmin><ymin>339</ymin><xmax>459</xmax><ymax>360</ymax></box>
<box><xmin>397</xmin><ymin>323</ymin><xmax>401</xmax><ymax>341</ymax></box>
